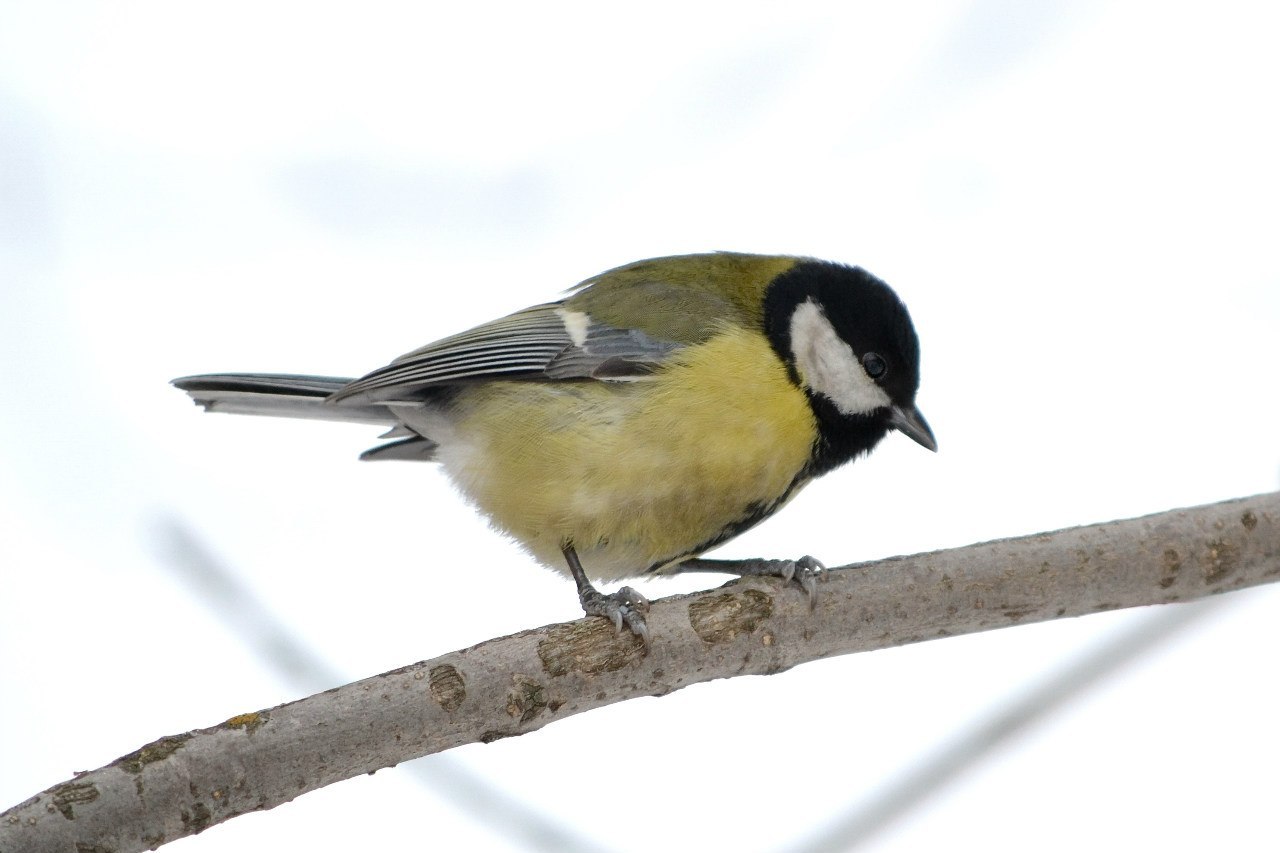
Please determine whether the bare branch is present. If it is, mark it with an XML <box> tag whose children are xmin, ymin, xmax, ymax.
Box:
<box><xmin>4</xmin><ymin>493</ymin><xmax>1277</xmax><ymax>853</ymax></box>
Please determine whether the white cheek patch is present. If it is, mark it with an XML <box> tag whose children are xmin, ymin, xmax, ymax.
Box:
<box><xmin>556</xmin><ymin>308</ymin><xmax>591</xmax><ymax>348</ymax></box>
<box><xmin>789</xmin><ymin>299</ymin><xmax>892</xmax><ymax>416</ymax></box>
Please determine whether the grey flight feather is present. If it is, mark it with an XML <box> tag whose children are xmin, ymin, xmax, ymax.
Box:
<box><xmin>330</xmin><ymin>303</ymin><xmax>679</xmax><ymax>405</ymax></box>
<box><xmin>173</xmin><ymin>303</ymin><xmax>683</xmax><ymax>460</ymax></box>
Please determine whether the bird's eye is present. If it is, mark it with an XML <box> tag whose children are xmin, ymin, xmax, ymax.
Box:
<box><xmin>862</xmin><ymin>352</ymin><xmax>887</xmax><ymax>379</ymax></box>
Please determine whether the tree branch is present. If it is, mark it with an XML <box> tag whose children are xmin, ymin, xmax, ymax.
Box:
<box><xmin>4</xmin><ymin>493</ymin><xmax>1278</xmax><ymax>853</ymax></box>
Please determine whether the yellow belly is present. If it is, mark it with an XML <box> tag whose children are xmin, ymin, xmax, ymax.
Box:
<box><xmin>437</xmin><ymin>327</ymin><xmax>818</xmax><ymax>581</ymax></box>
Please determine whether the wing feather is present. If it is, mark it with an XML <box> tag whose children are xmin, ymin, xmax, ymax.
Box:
<box><xmin>331</xmin><ymin>303</ymin><xmax>679</xmax><ymax>404</ymax></box>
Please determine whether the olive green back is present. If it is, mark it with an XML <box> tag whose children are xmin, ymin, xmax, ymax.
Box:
<box><xmin>566</xmin><ymin>253</ymin><xmax>799</xmax><ymax>346</ymax></box>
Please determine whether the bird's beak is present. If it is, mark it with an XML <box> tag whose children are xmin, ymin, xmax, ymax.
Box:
<box><xmin>889</xmin><ymin>405</ymin><xmax>937</xmax><ymax>452</ymax></box>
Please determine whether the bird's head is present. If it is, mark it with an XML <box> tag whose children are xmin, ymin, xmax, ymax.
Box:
<box><xmin>764</xmin><ymin>259</ymin><xmax>935</xmax><ymax>474</ymax></box>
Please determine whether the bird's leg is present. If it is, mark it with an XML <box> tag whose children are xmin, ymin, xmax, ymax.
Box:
<box><xmin>670</xmin><ymin>556</ymin><xmax>825</xmax><ymax>605</ymax></box>
<box><xmin>563</xmin><ymin>545</ymin><xmax>651</xmax><ymax>645</ymax></box>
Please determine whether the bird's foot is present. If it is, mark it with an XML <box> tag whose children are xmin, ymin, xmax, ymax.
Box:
<box><xmin>672</xmin><ymin>555</ymin><xmax>826</xmax><ymax>606</ymax></box>
<box><xmin>579</xmin><ymin>584</ymin><xmax>651</xmax><ymax>645</ymax></box>
<box><xmin>733</xmin><ymin>555</ymin><xmax>825</xmax><ymax>604</ymax></box>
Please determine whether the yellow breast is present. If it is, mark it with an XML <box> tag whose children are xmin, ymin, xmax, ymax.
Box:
<box><xmin>438</xmin><ymin>326</ymin><xmax>818</xmax><ymax>581</ymax></box>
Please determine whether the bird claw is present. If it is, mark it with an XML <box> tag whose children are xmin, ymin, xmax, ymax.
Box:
<box><xmin>580</xmin><ymin>585</ymin><xmax>651</xmax><ymax>645</ymax></box>
<box><xmin>793</xmin><ymin>555</ymin><xmax>824</xmax><ymax>605</ymax></box>
<box><xmin>738</xmin><ymin>555</ymin><xmax>825</xmax><ymax>606</ymax></box>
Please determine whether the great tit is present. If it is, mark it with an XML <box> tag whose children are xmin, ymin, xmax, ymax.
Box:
<box><xmin>174</xmin><ymin>252</ymin><xmax>935</xmax><ymax>642</ymax></box>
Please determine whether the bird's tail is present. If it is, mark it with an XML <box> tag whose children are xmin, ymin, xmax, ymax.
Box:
<box><xmin>172</xmin><ymin>373</ymin><xmax>398</xmax><ymax>425</ymax></box>
<box><xmin>173</xmin><ymin>373</ymin><xmax>443</xmax><ymax>461</ymax></box>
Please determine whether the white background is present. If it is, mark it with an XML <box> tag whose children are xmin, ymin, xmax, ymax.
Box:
<box><xmin>2</xmin><ymin>2</ymin><xmax>1278</xmax><ymax>851</ymax></box>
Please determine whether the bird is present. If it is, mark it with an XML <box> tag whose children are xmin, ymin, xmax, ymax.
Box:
<box><xmin>173</xmin><ymin>252</ymin><xmax>936</xmax><ymax>643</ymax></box>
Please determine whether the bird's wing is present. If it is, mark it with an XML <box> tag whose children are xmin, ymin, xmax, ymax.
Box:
<box><xmin>330</xmin><ymin>253</ymin><xmax>782</xmax><ymax>405</ymax></box>
<box><xmin>329</xmin><ymin>302</ymin><xmax>683</xmax><ymax>404</ymax></box>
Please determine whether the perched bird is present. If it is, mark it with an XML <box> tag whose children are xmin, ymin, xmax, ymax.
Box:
<box><xmin>174</xmin><ymin>252</ymin><xmax>935</xmax><ymax>642</ymax></box>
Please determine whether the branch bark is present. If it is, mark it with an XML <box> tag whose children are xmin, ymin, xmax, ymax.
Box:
<box><xmin>4</xmin><ymin>493</ymin><xmax>1278</xmax><ymax>853</ymax></box>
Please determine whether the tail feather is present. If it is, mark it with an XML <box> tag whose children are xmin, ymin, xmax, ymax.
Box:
<box><xmin>359</xmin><ymin>436</ymin><xmax>439</xmax><ymax>462</ymax></box>
<box><xmin>172</xmin><ymin>373</ymin><xmax>397</xmax><ymax>425</ymax></box>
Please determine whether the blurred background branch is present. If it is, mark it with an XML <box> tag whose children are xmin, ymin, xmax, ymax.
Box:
<box><xmin>151</xmin><ymin>519</ymin><xmax>609</xmax><ymax>853</ymax></box>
